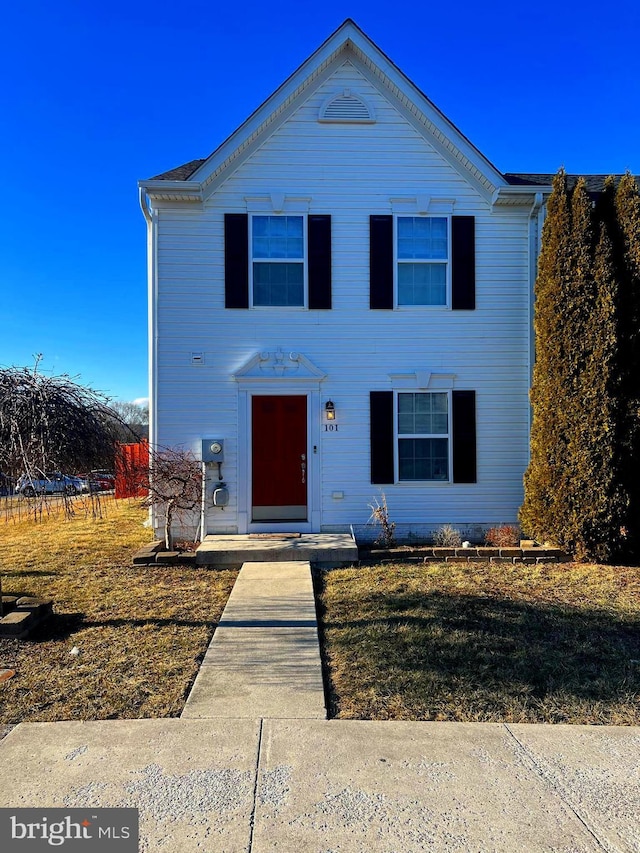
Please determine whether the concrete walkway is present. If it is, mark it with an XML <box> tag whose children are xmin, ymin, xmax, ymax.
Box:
<box><xmin>182</xmin><ymin>562</ymin><xmax>326</xmax><ymax>719</ymax></box>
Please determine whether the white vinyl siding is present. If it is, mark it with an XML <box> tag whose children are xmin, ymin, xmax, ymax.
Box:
<box><xmin>152</xmin><ymin>60</ymin><xmax>531</xmax><ymax>536</ymax></box>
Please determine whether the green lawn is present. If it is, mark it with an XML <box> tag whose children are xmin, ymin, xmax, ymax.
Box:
<box><xmin>318</xmin><ymin>561</ymin><xmax>640</xmax><ymax>724</ymax></box>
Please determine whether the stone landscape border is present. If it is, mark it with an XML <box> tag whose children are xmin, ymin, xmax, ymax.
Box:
<box><xmin>360</xmin><ymin>545</ymin><xmax>568</xmax><ymax>564</ymax></box>
<box><xmin>132</xmin><ymin>541</ymin><xmax>567</xmax><ymax>567</ymax></box>
<box><xmin>132</xmin><ymin>541</ymin><xmax>196</xmax><ymax>566</ymax></box>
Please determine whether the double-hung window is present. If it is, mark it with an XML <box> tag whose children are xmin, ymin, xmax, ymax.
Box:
<box><xmin>396</xmin><ymin>216</ymin><xmax>448</xmax><ymax>306</ymax></box>
<box><xmin>251</xmin><ymin>215</ymin><xmax>305</xmax><ymax>306</ymax></box>
<box><xmin>397</xmin><ymin>392</ymin><xmax>449</xmax><ymax>481</ymax></box>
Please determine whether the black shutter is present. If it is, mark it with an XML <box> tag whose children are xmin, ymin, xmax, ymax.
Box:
<box><xmin>370</xmin><ymin>215</ymin><xmax>394</xmax><ymax>309</ymax></box>
<box><xmin>452</xmin><ymin>390</ymin><xmax>476</xmax><ymax>483</ymax></box>
<box><xmin>224</xmin><ymin>213</ymin><xmax>249</xmax><ymax>308</ymax></box>
<box><xmin>451</xmin><ymin>216</ymin><xmax>475</xmax><ymax>310</ymax></box>
<box><xmin>308</xmin><ymin>215</ymin><xmax>332</xmax><ymax>309</ymax></box>
<box><xmin>370</xmin><ymin>391</ymin><xmax>395</xmax><ymax>484</ymax></box>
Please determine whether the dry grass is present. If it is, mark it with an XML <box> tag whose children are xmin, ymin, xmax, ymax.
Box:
<box><xmin>318</xmin><ymin>561</ymin><xmax>640</xmax><ymax>724</ymax></box>
<box><xmin>0</xmin><ymin>498</ymin><xmax>237</xmax><ymax>723</ymax></box>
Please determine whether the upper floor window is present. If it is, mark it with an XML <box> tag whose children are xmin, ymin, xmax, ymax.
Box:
<box><xmin>251</xmin><ymin>215</ymin><xmax>305</xmax><ymax>306</ymax></box>
<box><xmin>397</xmin><ymin>217</ymin><xmax>448</xmax><ymax>306</ymax></box>
<box><xmin>225</xmin><ymin>212</ymin><xmax>332</xmax><ymax>310</ymax></box>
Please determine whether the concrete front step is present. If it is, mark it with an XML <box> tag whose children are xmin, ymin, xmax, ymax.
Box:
<box><xmin>195</xmin><ymin>533</ymin><xmax>358</xmax><ymax>568</ymax></box>
<box><xmin>182</xmin><ymin>561</ymin><xmax>326</xmax><ymax>720</ymax></box>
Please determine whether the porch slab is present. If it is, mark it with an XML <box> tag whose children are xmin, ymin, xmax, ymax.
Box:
<box><xmin>195</xmin><ymin>533</ymin><xmax>358</xmax><ymax>567</ymax></box>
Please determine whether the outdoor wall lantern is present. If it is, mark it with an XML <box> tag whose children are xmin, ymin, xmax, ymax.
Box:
<box><xmin>325</xmin><ymin>400</ymin><xmax>336</xmax><ymax>420</ymax></box>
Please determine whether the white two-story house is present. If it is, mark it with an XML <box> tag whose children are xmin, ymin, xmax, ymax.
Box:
<box><xmin>138</xmin><ymin>19</ymin><xmax>553</xmax><ymax>542</ymax></box>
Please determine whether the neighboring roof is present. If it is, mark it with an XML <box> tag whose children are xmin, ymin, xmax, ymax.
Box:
<box><xmin>505</xmin><ymin>174</ymin><xmax>637</xmax><ymax>193</ymax></box>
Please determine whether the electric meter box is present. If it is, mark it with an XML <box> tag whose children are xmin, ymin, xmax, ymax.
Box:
<box><xmin>202</xmin><ymin>439</ymin><xmax>224</xmax><ymax>463</ymax></box>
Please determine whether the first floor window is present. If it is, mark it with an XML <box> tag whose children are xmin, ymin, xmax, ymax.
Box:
<box><xmin>252</xmin><ymin>215</ymin><xmax>304</xmax><ymax>306</ymax></box>
<box><xmin>397</xmin><ymin>392</ymin><xmax>449</xmax><ymax>480</ymax></box>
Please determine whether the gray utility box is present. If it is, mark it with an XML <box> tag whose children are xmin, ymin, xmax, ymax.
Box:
<box><xmin>202</xmin><ymin>439</ymin><xmax>224</xmax><ymax>463</ymax></box>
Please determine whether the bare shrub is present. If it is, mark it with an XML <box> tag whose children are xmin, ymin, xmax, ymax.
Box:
<box><xmin>368</xmin><ymin>492</ymin><xmax>396</xmax><ymax>548</ymax></box>
<box><xmin>141</xmin><ymin>446</ymin><xmax>203</xmax><ymax>550</ymax></box>
<box><xmin>433</xmin><ymin>524</ymin><xmax>462</xmax><ymax>547</ymax></box>
<box><xmin>484</xmin><ymin>525</ymin><xmax>521</xmax><ymax>547</ymax></box>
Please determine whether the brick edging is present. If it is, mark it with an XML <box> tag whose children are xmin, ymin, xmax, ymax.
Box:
<box><xmin>365</xmin><ymin>546</ymin><xmax>568</xmax><ymax>564</ymax></box>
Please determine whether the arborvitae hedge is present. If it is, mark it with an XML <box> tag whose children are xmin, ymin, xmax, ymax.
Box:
<box><xmin>521</xmin><ymin>170</ymin><xmax>640</xmax><ymax>561</ymax></box>
<box><xmin>521</xmin><ymin>170</ymin><xmax>573</xmax><ymax>546</ymax></box>
<box><xmin>616</xmin><ymin>173</ymin><xmax>640</xmax><ymax>557</ymax></box>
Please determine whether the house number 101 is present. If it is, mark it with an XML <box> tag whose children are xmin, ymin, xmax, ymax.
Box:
<box><xmin>324</xmin><ymin>423</ymin><xmax>339</xmax><ymax>431</ymax></box>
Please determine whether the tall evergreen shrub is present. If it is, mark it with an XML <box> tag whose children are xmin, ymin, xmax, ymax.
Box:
<box><xmin>521</xmin><ymin>171</ymin><xmax>637</xmax><ymax>560</ymax></box>
<box><xmin>615</xmin><ymin>172</ymin><xmax>640</xmax><ymax>555</ymax></box>
<box><xmin>521</xmin><ymin>170</ymin><xmax>573</xmax><ymax>544</ymax></box>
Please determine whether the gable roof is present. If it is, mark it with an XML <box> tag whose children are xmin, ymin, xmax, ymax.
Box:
<box><xmin>142</xmin><ymin>23</ymin><xmax>637</xmax><ymax>206</ymax></box>
<box><xmin>141</xmin><ymin>19</ymin><xmax>510</xmax><ymax>201</ymax></box>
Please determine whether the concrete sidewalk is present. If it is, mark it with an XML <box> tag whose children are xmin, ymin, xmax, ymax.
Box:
<box><xmin>1</xmin><ymin>718</ymin><xmax>638</xmax><ymax>851</ymax></box>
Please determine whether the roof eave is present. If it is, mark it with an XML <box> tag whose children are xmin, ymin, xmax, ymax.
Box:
<box><xmin>491</xmin><ymin>185</ymin><xmax>553</xmax><ymax>208</ymax></box>
<box><xmin>138</xmin><ymin>179</ymin><xmax>203</xmax><ymax>203</ymax></box>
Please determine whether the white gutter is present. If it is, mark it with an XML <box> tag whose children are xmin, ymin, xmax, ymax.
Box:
<box><xmin>138</xmin><ymin>186</ymin><xmax>152</xmax><ymax>224</ymax></box>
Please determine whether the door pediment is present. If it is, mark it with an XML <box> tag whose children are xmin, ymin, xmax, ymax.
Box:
<box><xmin>233</xmin><ymin>349</ymin><xmax>326</xmax><ymax>382</ymax></box>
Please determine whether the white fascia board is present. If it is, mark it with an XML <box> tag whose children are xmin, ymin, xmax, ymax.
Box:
<box><xmin>346</xmin><ymin>53</ymin><xmax>496</xmax><ymax>201</ymax></box>
<box><xmin>138</xmin><ymin>179</ymin><xmax>203</xmax><ymax>205</ymax></box>
<box><xmin>344</xmin><ymin>29</ymin><xmax>508</xmax><ymax>193</ymax></box>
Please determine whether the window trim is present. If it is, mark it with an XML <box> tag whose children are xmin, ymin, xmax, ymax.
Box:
<box><xmin>394</xmin><ymin>389</ymin><xmax>452</xmax><ymax>483</ymax></box>
<box><xmin>249</xmin><ymin>213</ymin><xmax>308</xmax><ymax>309</ymax></box>
<box><xmin>394</xmin><ymin>215</ymin><xmax>451</xmax><ymax>309</ymax></box>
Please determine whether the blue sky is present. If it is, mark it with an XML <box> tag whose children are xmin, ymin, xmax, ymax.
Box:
<box><xmin>2</xmin><ymin>0</ymin><xmax>639</xmax><ymax>403</ymax></box>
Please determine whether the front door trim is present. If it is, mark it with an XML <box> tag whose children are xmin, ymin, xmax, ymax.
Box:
<box><xmin>237</xmin><ymin>381</ymin><xmax>322</xmax><ymax>534</ymax></box>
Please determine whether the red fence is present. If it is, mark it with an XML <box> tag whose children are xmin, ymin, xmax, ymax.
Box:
<box><xmin>115</xmin><ymin>441</ymin><xmax>149</xmax><ymax>498</ymax></box>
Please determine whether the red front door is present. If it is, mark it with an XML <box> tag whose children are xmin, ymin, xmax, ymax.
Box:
<box><xmin>252</xmin><ymin>395</ymin><xmax>307</xmax><ymax>521</ymax></box>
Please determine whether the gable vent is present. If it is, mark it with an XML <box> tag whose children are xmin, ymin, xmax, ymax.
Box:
<box><xmin>319</xmin><ymin>89</ymin><xmax>375</xmax><ymax>124</ymax></box>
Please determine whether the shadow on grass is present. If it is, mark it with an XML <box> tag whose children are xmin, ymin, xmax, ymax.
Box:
<box><xmin>319</xmin><ymin>588</ymin><xmax>640</xmax><ymax>720</ymax></box>
<box><xmin>26</xmin><ymin>613</ymin><xmax>217</xmax><ymax>643</ymax></box>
